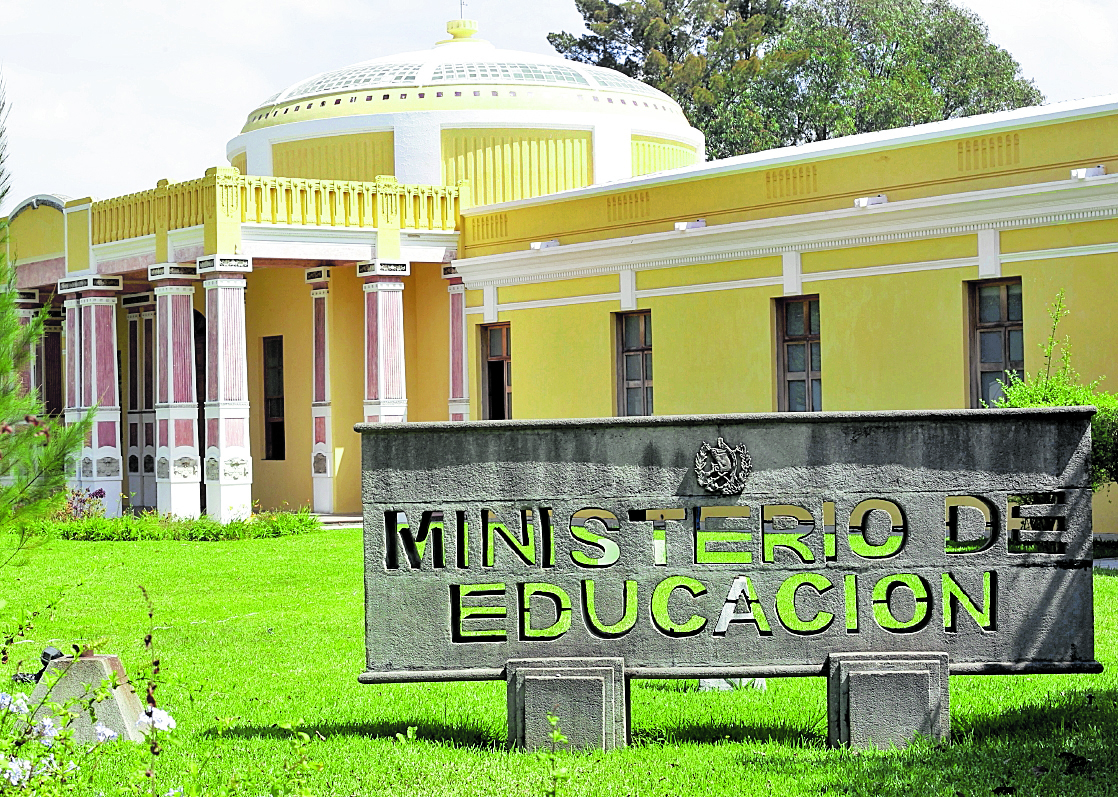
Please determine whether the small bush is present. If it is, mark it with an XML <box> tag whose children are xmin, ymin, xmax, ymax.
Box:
<box><xmin>994</xmin><ymin>290</ymin><xmax>1118</xmax><ymax>491</ymax></box>
<box><xmin>37</xmin><ymin>506</ymin><xmax>322</xmax><ymax>542</ymax></box>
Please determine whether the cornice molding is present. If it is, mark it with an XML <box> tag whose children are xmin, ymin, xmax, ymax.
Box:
<box><xmin>456</xmin><ymin>177</ymin><xmax>1118</xmax><ymax>289</ymax></box>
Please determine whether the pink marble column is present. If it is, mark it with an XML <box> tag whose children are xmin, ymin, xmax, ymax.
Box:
<box><xmin>78</xmin><ymin>292</ymin><xmax>124</xmax><ymax>516</ymax></box>
<box><xmin>62</xmin><ymin>297</ymin><xmax>84</xmax><ymax>489</ymax></box>
<box><xmin>200</xmin><ymin>259</ymin><xmax>253</xmax><ymax>522</ymax></box>
<box><xmin>363</xmin><ymin>277</ymin><xmax>407</xmax><ymax>423</ymax></box>
<box><xmin>152</xmin><ymin>281</ymin><xmax>200</xmax><ymax>518</ymax></box>
<box><xmin>307</xmin><ymin>268</ymin><xmax>334</xmax><ymax>513</ymax></box>
<box><xmin>447</xmin><ymin>278</ymin><xmax>469</xmax><ymax>420</ymax></box>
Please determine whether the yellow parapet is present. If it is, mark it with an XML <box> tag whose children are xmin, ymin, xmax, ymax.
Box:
<box><xmin>84</xmin><ymin>171</ymin><xmax>464</xmax><ymax>250</ymax></box>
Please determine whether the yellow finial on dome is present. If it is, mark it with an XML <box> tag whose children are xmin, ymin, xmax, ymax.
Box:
<box><xmin>446</xmin><ymin>18</ymin><xmax>480</xmax><ymax>39</ymax></box>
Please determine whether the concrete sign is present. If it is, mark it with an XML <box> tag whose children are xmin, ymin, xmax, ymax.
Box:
<box><xmin>358</xmin><ymin>409</ymin><xmax>1100</xmax><ymax>749</ymax></box>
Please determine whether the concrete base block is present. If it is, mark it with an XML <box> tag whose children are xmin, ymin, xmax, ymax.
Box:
<box><xmin>29</xmin><ymin>654</ymin><xmax>145</xmax><ymax>743</ymax></box>
<box><xmin>506</xmin><ymin>658</ymin><xmax>628</xmax><ymax>751</ymax></box>
<box><xmin>827</xmin><ymin>652</ymin><xmax>949</xmax><ymax>749</ymax></box>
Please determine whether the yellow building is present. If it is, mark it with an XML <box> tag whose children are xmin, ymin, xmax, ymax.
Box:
<box><xmin>4</xmin><ymin>18</ymin><xmax>1118</xmax><ymax>532</ymax></box>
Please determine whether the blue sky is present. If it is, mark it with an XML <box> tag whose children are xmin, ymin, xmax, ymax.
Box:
<box><xmin>0</xmin><ymin>0</ymin><xmax>1114</xmax><ymax>213</ymax></box>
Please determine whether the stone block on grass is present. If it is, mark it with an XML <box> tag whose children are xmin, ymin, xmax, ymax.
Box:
<box><xmin>29</xmin><ymin>654</ymin><xmax>145</xmax><ymax>743</ymax></box>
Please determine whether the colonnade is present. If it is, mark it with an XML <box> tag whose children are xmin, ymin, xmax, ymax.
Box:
<box><xmin>24</xmin><ymin>257</ymin><xmax>472</xmax><ymax>519</ymax></box>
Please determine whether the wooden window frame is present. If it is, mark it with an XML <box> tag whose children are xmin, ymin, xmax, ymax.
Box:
<box><xmin>481</xmin><ymin>323</ymin><xmax>512</xmax><ymax>420</ymax></box>
<box><xmin>263</xmin><ymin>335</ymin><xmax>286</xmax><ymax>460</ymax></box>
<box><xmin>776</xmin><ymin>295</ymin><xmax>822</xmax><ymax>412</ymax></box>
<box><xmin>616</xmin><ymin>310</ymin><xmax>653</xmax><ymax>417</ymax></box>
<box><xmin>969</xmin><ymin>278</ymin><xmax>1024</xmax><ymax>408</ymax></box>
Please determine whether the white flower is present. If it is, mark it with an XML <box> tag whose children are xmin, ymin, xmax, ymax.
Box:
<box><xmin>0</xmin><ymin>693</ymin><xmax>10</xmax><ymax>711</ymax></box>
<box><xmin>34</xmin><ymin>754</ymin><xmax>57</xmax><ymax>775</ymax></box>
<box><xmin>93</xmin><ymin>721</ymin><xmax>119</xmax><ymax>743</ymax></box>
<box><xmin>3</xmin><ymin>694</ymin><xmax>29</xmax><ymax>715</ymax></box>
<box><xmin>34</xmin><ymin>716</ymin><xmax>61</xmax><ymax>747</ymax></box>
<box><xmin>136</xmin><ymin>707</ymin><xmax>176</xmax><ymax>734</ymax></box>
<box><xmin>3</xmin><ymin>758</ymin><xmax>31</xmax><ymax>788</ymax></box>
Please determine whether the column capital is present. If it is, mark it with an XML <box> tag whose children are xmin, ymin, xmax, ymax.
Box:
<box><xmin>363</xmin><ymin>279</ymin><xmax>404</xmax><ymax>293</ymax></box>
<box><xmin>154</xmin><ymin>283</ymin><xmax>196</xmax><ymax>297</ymax></box>
<box><xmin>310</xmin><ymin>287</ymin><xmax>330</xmax><ymax>298</ymax></box>
<box><xmin>447</xmin><ymin>281</ymin><xmax>466</xmax><ymax>294</ymax></box>
<box><xmin>202</xmin><ymin>277</ymin><xmax>248</xmax><ymax>290</ymax></box>
<box><xmin>197</xmin><ymin>254</ymin><xmax>252</xmax><ymax>278</ymax></box>
<box><xmin>57</xmin><ymin>275</ymin><xmax>123</xmax><ymax>295</ymax></box>
<box><xmin>77</xmin><ymin>294</ymin><xmax>119</xmax><ymax>307</ymax></box>
<box><xmin>149</xmin><ymin>262</ymin><xmax>199</xmax><ymax>281</ymax></box>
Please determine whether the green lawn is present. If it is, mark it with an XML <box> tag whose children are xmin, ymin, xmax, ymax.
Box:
<box><xmin>3</xmin><ymin>530</ymin><xmax>1117</xmax><ymax>797</ymax></box>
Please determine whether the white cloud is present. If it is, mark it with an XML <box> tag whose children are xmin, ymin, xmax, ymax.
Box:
<box><xmin>1</xmin><ymin>0</ymin><xmax>1113</xmax><ymax>213</ymax></box>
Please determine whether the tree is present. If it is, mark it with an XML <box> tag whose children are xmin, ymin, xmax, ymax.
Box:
<box><xmin>0</xmin><ymin>79</ymin><xmax>88</xmax><ymax>565</ymax></box>
<box><xmin>549</xmin><ymin>0</ymin><xmax>1043</xmax><ymax>158</ymax></box>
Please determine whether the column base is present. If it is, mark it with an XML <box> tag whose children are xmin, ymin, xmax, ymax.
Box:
<box><xmin>312</xmin><ymin>476</ymin><xmax>334</xmax><ymax>514</ymax></box>
<box><xmin>826</xmin><ymin>652</ymin><xmax>950</xmax><ymax>749</ymax></box>
<box><xmin>156</xmin><ymin>480</ymin><xmax>201</xmax><ymax>520</ymax></box>
<box><xmin>206</xmin><ymin>482</ymin><xmax>252</xmax><ymax>523</ymax></box>
<box><xmin>506</xmin><ymin>657</ymin><xmax>629</xmax><ymax>751</ymax></box>
<box><xmin>364</xmin><ymin>399</ymin><xmax>407</xmax><ymax>424</ymax></box>
<box><xmin>448</xmin><ymin>399</ymin><xmax>470</xmax><ymax>421</ymax></box>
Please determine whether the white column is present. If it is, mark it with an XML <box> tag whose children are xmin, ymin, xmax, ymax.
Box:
<box><xmin>447</xmin><ymin>279</ymin><xmax>469</xmax><ymax>420</ymax></box>
<box><xmin>153</xmin><ymin>282</ymin><xmax>201</xmax><ymax>519</ymax></box>
<box><xmin>309</xmin><ymin>276</ymin><xmax>334</xmax><ymax>513</ymax></box>
<box><xmin>203</xmin><ymin>274</ymin><xmax>253</xmax><ymax>521</ymax></box>
<box><xmin>363</xmin><ymin>278</ymin><xmax>407</xmax><ymax>423</ymax></box>
<box><xmin>78</xmin><ymin>293</ymin><xmax>124</xmax><ymax>517</ymax></box>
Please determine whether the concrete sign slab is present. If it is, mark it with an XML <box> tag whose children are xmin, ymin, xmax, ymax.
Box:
<box><xmin>358</xmin><ymin>409</ymin><xmax>1101</xmax><ymax>748</ymax></box>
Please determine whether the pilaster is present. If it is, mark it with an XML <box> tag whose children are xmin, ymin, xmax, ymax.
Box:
<box><xmin>62</xmin><ymin>298</ymin><xmax>83</xmax><ymax>490</ymax></box>
<box><xmin>199</xmin><ymin>255</ymin><xmax>254</xmax><ymax>522</ymax></box>
<box><xmin>306</xmin><ymin>266</ymin><xmax>334</xmax><ymax>513</ymax></box>
<box><xmin>447</xmin><ymin>278</ymin><xmax>469</xmax><ymax>420</ymax></box>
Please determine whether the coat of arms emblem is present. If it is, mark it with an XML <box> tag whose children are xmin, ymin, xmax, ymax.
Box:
<box><xmin>694</xmin><ymin>437</ymin><xmax>751</xmax><ymax>495</ymax></box>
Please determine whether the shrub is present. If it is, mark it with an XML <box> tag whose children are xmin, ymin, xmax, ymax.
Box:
<box><xmin>993</xmin><ymin>290</ymin><xmax>1118</xmax><ymax>491</ymax></box>
<box><xmin>37</xmin><ymin>506</ymin><xmax>322</xmax><ymax>543</ymax></box>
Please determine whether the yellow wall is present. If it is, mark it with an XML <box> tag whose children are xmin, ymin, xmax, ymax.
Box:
<box><xmin>230</xmin><ymin>152</ymin><xmax>247</xmax><ymax>176</ymax></box>
<box><xmin>64</xmin><ymin>202</ymin><xmax>92</xmax><ymax>273</ymax></box>
<box><xmin>326</xmin><ymin>266</ymin><xmax>366</xmax><ymax>514</ymax></box>
<box><xmin>402</xmin><ymin>262</ymin><xmax>451</xmax><ymax>422</ymax></box>
<box><xmin>245</xmin><ymin>267</ymin><xmax>314</xmax><ymax>511</ymax></box>
<box><xmin>631</xmin><ymin>135</ymin><xmax>700</xmax><ymax>176</ymax></box>
<box><xmin>442</xmin><ymin>128</ymin><xmax>592</xmax><ymax>208</ymax></box>
<box><xmin>815</xmin><ymin>267</ymin><xmax>973</xmax><ymax>411</ymax></box>
<box><xmin>7</xmin><ymin>204</ymin><xmax>65</xmax><ymax>264</ymax></box>
<box><xmin>646</xmin><ymin>285</ymin><xmax>782</xmax><ymax>415</ymax></box>
<box><xmin>272</xmin><ymin>131</ymin><xmax>395</xmax><ymax>181</ymax></box>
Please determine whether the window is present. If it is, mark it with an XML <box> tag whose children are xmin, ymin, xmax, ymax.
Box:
<box><xmin>263</xmin><ymin>336</ymin><xmax>285</xmax><ymax>459</ymax></box>
<box><xmin>778</xmin><ymin>296</ymin><xmax>821</xmax><ymax>412</ymax></box>
<box><xmin>617</xmin><ymin>311</ymin><xmax>652</xmax><ymax>416</ymax></box>
<box><xmin>482</xmin><ymin>324</ymin><xmax>511</xmax><ymax>420</ymax></box>
<box><xmin>971</xmin><ymin>280</ymin><xmax>1023</xmax><ymax>407</ymax></box>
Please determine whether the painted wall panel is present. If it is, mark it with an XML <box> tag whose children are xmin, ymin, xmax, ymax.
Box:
<box><xmin>816</xmin><ymin>268</ymin><xmax>972</xmax><ymax>411</ymax></box>
<box><xmin>272</xmin><ymin>131</ymin><xmax>395</xmax><ymax>182</ymax></box>
<box><xmin>442</xmin><ymin>128</ymin><xmax>592</xmax><ymax>208</ymax></box>
<box><xmin>636</xmin><ymin>256</ymin><xmax>781</xmax><ymax>291</ymax></box>
<box><xmin>645</xmin><ymin>285</ymin><xmax>782</xmax><ymax>416</ymax></box>
<box><xmin>631</xmin><ymin>135</ymin><xmax>700</xmax><ymax>176</ymax></box>
<box><xmin>494</xmin><ymin>302</ymin><xmax>615</xmax><ymax>420</ymax></box>
<box><xmin>7</xmin><ymin>205</ymin><xmax>65</xmax><ymax>262</ymax></box>
<box><xmin>499</xmin><ymin>274</ymin><xmax>618</xmax><ymax>304</ymax></box>
<box><xmin>801</xmin><ymin>236</ymin><xmax>977</xmax><ymax>274</ymax></box>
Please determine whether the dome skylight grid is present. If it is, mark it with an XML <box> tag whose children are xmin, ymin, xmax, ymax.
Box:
<box><xmin>585</xmin><ymin>67</ymin><xmax>667</xmax><ymax>99</ymax></box>
<box><xmin>283</xmin><ymin>63</ymin><xmax>423</xmax><ymax>101</ymax></box>
<box><xmin>429</xmin><ymin>62</ymin><xmax>589</xmax><ymax>86</ymax></box>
